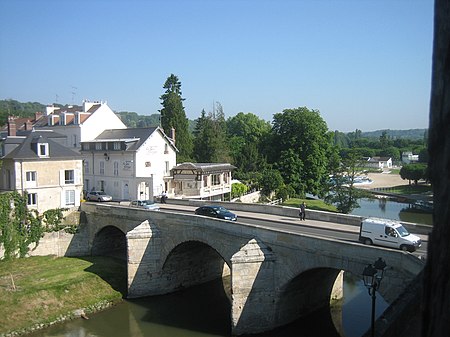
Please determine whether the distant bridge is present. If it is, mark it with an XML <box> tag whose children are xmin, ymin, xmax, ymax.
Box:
<box><xmin>74</xmin><ymin>203</ymin><xmax>424</xmax><ymax>335</ymax></box>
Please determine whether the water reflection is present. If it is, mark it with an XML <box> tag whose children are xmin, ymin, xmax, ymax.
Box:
<box><xmin>26</xmin><ymin>272</ymin><xmax>388</xmax><ymax>337</ymax></box>
<box><xmin>351</xmin><ymin>197</ymin><xmax>432</xmax><ymax>225</ymax></box>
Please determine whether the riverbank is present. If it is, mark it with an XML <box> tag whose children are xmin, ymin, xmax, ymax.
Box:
<box><xmin>0</xmin><ymin>256</ymin><xmax>126</xmax><ymax>337</ymax></box>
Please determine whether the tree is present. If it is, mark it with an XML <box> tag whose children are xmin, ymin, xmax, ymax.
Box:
<box><xmin>269</xmin><ymin>107</ymin><xmax>331</xmax><ymax>196</ymax></box>
<box><xmin>227</xmin><ymin>112</ymin><xmax>271</xmax><ymax>177</ymax></box>
<box><xmin>159</xmin><ymin>74</ymin><xmax>193</xmax><ymax>162</ymax></box>
<box><xmin>258</xmin><ymin>169</ymin><xmax>284</xmax><ymax>198</ymax></box>
<box><xmin>399</xmin><ymin>163</ymin><xmax>427</xmax><ymax>185</ymax></box>
<box><xmin>325</xmin><ymin>149</ymin><xmax>368</xmax><ymax>213</ymax></box>
<box><xmin>192</xmin><ymin>103</ymin><xmax>230</xmax><ymax>163</ymax></box>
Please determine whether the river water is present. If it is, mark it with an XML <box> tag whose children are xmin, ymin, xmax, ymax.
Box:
<box><xmin>350</xmin><ymin>197</ymin><xmax>432</xmax><ymax>225</ymax></box>
<box><xmin>27</xmin><ymin>273</ymin><xmax>388</xmax><ymax>337</ymax></box>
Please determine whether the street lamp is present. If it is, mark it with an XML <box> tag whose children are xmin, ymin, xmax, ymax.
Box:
<box><xmin>362</xmin><ymin>258</ymin><xmax>387</xmax><ymax>337</ymax></box>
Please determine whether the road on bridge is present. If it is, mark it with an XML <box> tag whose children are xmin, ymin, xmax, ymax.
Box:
<box><xmin>155</xmin><ymin>203</ymin><xmax>428</xmax><ymax>258</ymax></box>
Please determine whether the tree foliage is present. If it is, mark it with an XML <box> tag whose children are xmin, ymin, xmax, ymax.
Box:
<box><xmin>325</xmin><ymin>149</ymin><xmax>369</xmax><ymax>213</ymax></box>
<box><xmin>159</xmin><ymin>74</ymin><xmax>193</xmax><ymax>162</ymax></box>
<box><xmin>400</xmin><ymin>163</ymin><xmax>428</xmax><ymax>185</ymax></box>
<box><xmin>258</xmin><ymin>169</ymin><xmax>284</xmax><ymax>198</ymax></box>
<box><xmin>193</xmin><ymin>103</ymin><xmax>230</xmax><ymax>163</ymax></box>
<box><xmin>269</xmin><ymin>107</ymin><xmax>331</xmax><ymax>196</ymax></box>
<box><xmin>226</xmin><ymin>112</ymin><xmax>270</xmax><ymax>178</ymax></box>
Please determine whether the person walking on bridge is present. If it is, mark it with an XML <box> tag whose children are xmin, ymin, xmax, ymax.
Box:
<box><xmin>299</xmin><ymin>202</ymin><xmax>306</xmax><ymax>220</ymax></box>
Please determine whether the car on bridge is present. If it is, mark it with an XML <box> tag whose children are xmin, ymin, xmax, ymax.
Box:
<box><xmin>195</xmin><ymin>205</ymin><xmax>237</xmax><ymax>221</ymax></box>
<box><xmin>130</xmin><ymin>200</ymin><xmax>160</xmax><ymax>211</ymax></box>
<box><xmin>86</xmin><ymin>191</ymin><xmax>113</xmax><ymax>202</ymax></box>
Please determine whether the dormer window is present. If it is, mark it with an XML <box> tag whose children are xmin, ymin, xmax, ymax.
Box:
<box><xmin>38</xmin><ymin>143</ymin><xmax>49</xmax><ymax>157</ymax></box>
<box><xmin>31</xmin><ymin>135</ymin><xmax>49</xmax><ymax>157</ymax></box>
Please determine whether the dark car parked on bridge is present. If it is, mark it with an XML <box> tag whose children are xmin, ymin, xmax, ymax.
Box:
<box><xmin>195</xmin><ymin>205</ymin><xmax>237</xmax><ymax>221</ymax></box>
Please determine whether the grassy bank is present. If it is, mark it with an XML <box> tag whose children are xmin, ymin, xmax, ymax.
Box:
<box><xmin>282</xmin><ymin>198</ymin><xmax>338</xmax><ymax>212</ymax></box>
<box><xmin>0</xmin><ymin>256</ymin><xmax>126</xmax><ymax>335</ymax></box>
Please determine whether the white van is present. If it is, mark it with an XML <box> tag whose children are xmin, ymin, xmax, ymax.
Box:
<box><xmin>359</xmin><ymin>217</ymin><xmax>422</xmax><ymax>252</ymax></box>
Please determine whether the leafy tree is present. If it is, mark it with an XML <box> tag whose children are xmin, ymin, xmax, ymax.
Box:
<box><xmin>269</xmin><ymin>107</ymin><xmax>331</xmax><ymax>196</ymax></box>
<box><xmin>159</xmin><ymin>74</ymin><xmax>193</xmax><ymax>162</ymax></box>
<box><xmin>325</xmin><ymin>150</ymin><xmax>369</xmax><ymax>213</ymax></box>
<box><xmin>231</xmin><ymin>182</ymin><xmax>248</xmax><ymax>199</ymax></box>
<box><xmin>226</xmin><ymin>112</ymin><xmax>271</xmax><ymax>177</ymax></box>
<box><xmin>258</xmin><ymin>169</ymin><xmax>284</xmax><ymax>198</ymax></box>
<box><xmin>379</xmin><ymin>146</ymin><xmax>401</xmax><ymax>162</ymax></box>
<box><xmin>400</xmin><ymin>163</ymin><xmax>428</xmax><ymax>185</ymax></box>
<box><xmin>275</xmin><ymin>184</ymin><xmax>296</xmax><ymax>201</ymax></box>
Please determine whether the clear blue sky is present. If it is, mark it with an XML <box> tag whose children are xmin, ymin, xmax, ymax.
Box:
<box><xmin>0</xmin><ymin>0</ymin><xmax>433</xmax><ymax>132</ymax></box>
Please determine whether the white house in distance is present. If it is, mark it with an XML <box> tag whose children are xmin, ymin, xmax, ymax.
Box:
<box><xmin>35</xmin><ymin>100</ymin><xmax>126</xmax><ymax>151</ymax></box>
<box><xmin>170</xmin><ymin>162</ymin><xmax>235</xmax><ymax>201</ymax></box>
<box><xmin>364</xmin><ymin>156</ymin><xmax>393</xmax><ymax>170</ymax></box>
<box><xmin>402</xmin><ymin>151</ymin><xmax>419</xmax><ymax>164</ymax></box>
<box><xmin>80</xmin><ymin>127</ymin><xmax>177</xmax><ymax>201</ymax></box>
<box><xmin>0</xmin><ymin>130</ymin><xmax>83</xmax><ymax>213</ymax></box>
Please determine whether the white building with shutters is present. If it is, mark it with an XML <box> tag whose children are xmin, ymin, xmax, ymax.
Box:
<box><xmin>80</xmin><ymin>126</ymin><xmax>177</xmax><ymax>201</ymax></box>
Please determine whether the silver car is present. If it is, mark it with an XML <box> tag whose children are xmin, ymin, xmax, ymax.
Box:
<box><xmin>130</xmin><ymin>200</ymin><xmax>160</xmax><ymax>211</ymax></box>
<box><xmin>86</xmin><ymin>191</ymin><xmax>113</xmax><ymax>202</ymax></box>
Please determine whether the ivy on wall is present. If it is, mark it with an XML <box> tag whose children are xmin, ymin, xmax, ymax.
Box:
<box><xmin>0</xmin><ymin>191</ymin><xmax>67</xmax><ymax>260</ymax></box>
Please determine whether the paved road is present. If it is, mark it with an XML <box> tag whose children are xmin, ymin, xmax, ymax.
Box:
<box><xmin>157</xmin><ymin>203</ymin><xmax>428</xmax><ymax>258</ymax></box>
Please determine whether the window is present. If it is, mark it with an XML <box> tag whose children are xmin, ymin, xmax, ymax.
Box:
<box><xmin>100</xmin><ymin>161</ymin><xmax>105</xmax><ymax>175</ymax></box>
<box><xmin>95</xmin><ymin>143</ymin><xmax>102</xmax><ymax>150</ymax></box>
<box><xmin>72</xmin><ymin>135</ymin><xmax>77</xmax><ymax>148</ymax></box>
<box><xmin>65</xmin><ymin>190</ymin><xmax>75</xmax><ymax>206</ymax></box>
<box><xmin>165</xmin><ymin>161</ymin><xmax>169</xmax><ymax>175</ymax></box>
<box><xmin>113</xmin><ymin>161</ymin><xmax>119</xmax><ymax>176</ymax></box>
<box><xmin>38</xmin><ymin>143</ymin><xmax>48</xmax><ymax>157</ymax></box>
<box><xmin>27</xmin><ymin>193</ymin><xmax>37</xmax><ymax>206</ymax></box>
<box><xmin>164</xmin><ymin>143</ymin><xmax>169</xmax><ymax>154</ymax></box>
<box><xmin>84</xmin><ymin>161</ymin><xmax>89</xmax><ymax>174</ymax></box>
<box><xmin>65</xmin><ymin>170</ymin><xmax>74</xmax><ymax>184</ymax></box>
<box><xmin>26</xmin><ymin>171</ymin><xmax>37</xmax><ymax>182</ymax></box>
<box><xmin>212</xmin><ymin>174</ymin><xmax>221</xmax><ymax>185</ymax></box>
<box><xmin>114</xmin><ymin>142</ymin><xmax>121</xmax><ymax>150</ymax></box>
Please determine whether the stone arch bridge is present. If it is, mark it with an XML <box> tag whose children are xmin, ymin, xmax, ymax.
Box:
<box><xmin>77</xmin><ymin>203</ymin><xmax>424</xmax><ymax>335</ymax></box>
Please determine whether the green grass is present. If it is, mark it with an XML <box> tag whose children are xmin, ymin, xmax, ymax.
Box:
<box><xmin>282</xmin><ymin>198</ymin><xmax>338</xmax><ymax>212</ymax></box>
<box><xmin>0</xmin><ymin>256</ymin><xmax>126</xmax><ymax>335</ymax></box>
<box><xmin>374</xmin><ymin>184</ymin><xmax>432</xmax><ymax>195</ymax></box>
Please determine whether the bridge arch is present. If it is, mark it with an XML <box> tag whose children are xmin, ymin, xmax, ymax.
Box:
<box><xmin>274</xmin><ymin>267</ymin><xmax>342</xmax><ymax>329</ymax></box>
<box><xmin>91</xmin><ymin>225</ymin><xmax>127</xmax><ymax>260</ymax></box>
<box><xmin>160</xmin><ymin>240</ymin><xmax>231</xmax><ymax>295</ymax></box>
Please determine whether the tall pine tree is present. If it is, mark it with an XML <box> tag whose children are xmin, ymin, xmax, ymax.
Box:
<box><xmin>159</xmin><ymin>74</ymin><xmax>193</xmax><ymax>163</ymax></box>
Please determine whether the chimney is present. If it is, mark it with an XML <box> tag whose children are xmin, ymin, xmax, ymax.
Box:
<box><xmin>171</xmin><ymin>127</ymin><xmax>176</xmax><ymax>144</ymax></box>
<box><xmin>7</xmin><ymin>116</ymin><xmax>16</xmax><ymax>136</ymax></box>
<box><xmin>34</xmin><ymin>111</ymin><xmax>43</xmax><ymax>121</ymax></box>
<box><xmin>25</xmin><ymin>120</ymin><xmax>33</xmax><ymax>130</ymax></box>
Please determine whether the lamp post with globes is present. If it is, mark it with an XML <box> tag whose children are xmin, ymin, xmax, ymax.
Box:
<box><xmin>362</xmin><ymin>257</ymin><xmax>387</xmax><ymax>337</ymax></box>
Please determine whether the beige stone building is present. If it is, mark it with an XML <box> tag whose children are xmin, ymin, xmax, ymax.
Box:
<box><xmin>0</xmin><ymin>130</ymin><xmax>83</xmax><ymax>213</ymax></box>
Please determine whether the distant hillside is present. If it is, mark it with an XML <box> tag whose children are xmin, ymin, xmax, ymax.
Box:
<box><xmin>359</xmin><ymin>129</ymin><xmax>428</xmax><ymax>140</ymax></box>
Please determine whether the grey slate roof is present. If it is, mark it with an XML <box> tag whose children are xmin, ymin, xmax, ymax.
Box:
<box><xmin>89</xmin><ymin>127</ymin><xmax>178</xmax><ymax>152</ymax></box>
<box><xmin>2</xmin><ymin>130</ymin><xmax>81</xmax><ymax>160</ymax></box>
<box><xmin>173</xmin><ymin>162</ymin><xmax>236</xmax><ymax>172</ymax></box>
